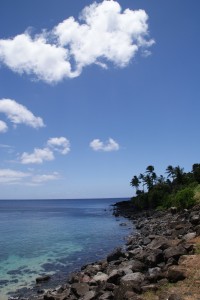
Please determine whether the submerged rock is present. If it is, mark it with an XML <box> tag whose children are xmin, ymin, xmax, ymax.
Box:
<box><xmin>36</xmin><ymin>275</ymin><xmax>51</xmax><ymax>283</ymax></box>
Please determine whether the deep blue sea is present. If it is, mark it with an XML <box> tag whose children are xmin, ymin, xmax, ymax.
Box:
<box><xmin>0</xmin><ymin>198</ymin><xmax>132</xmax><ymax>299</ymax></box>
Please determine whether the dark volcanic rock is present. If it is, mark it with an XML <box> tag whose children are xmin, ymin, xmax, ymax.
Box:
<box><xmin>71</xmin><ymin>282</ymin><xmax>90</xmax><ymax>297</ymax></box>
<box><xmin>167</xmin><ymin>265</ymin><xmax>187</xmax><ymax>283</ymax></box>
<box><xmin>107</xmin><ymin>248</ymin><xmax>125</xmax><ymax>262</ymax></box>
<box><xmin>164</xmin><ymin>245</ymin><xmax>187</xmax><ymax>261</ymax></box>
<box><xmin>36</xmin><ymin>275</ymin><xmax>51</xmax><ymax>283</ymax></box>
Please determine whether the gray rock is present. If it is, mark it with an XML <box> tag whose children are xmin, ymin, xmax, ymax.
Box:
<box><xmin>164</xmin><ymin>245</ymin><xmax>187</xmax><ymax>261</ymax></box>
<box><xmin>145</xmin><ymin>249</ymin><xmax>163</xmax><ymax>267</ymax></box>
<box><xmin>107</xmin><ymin>248</ymin><xmax>124</xmax><ymax>262</ymax></box>
<box><xmin>147</xmin><ymin>236</ymin><xmax>171</xmax><ymax>250</ymax></box>
<box><xmin>98</xmin><ymin>291</ymin><xmax>114</xmax><ymax>299</ymax></box>
<box><xmin>114</xmin><ymin>281</ymin><xmax>141</xmax><ymax>299</ymax></box>
<box><xmin>182</xmin><ymin>232</ymin><xmax>196</xmax><ymax>241</ymax></box>
<box><xmin>190</xmin><ymin>214</ymin><xmax>200</xmax><ymax>225</ymax></box>
<box><xmin>93</xmin><ymin>272</ymin><xmax>108</xmax><ymax>283</ymax></box>
<box><xmin>141</xmin><ymin>284</ymin><xmax>158</xmax><ymax>292</ymax></box>
<box><xmin>82</xmin><ymin>290</ymin><xmax>96</xmax><ymax>300</ymax></box>
<box><xmin>120</xmin><ymin>272</ymin><xmax>145</xmax><ymax>292</ymax></box>
<box><xmin>71</xmin><ymin>282</ymin><xmax>89</xmax><ymax>297</ymax></box>
<box><xmin>148</xmin><ymin>267</ymin><xmax>162</xmax><ymax>282</ymax></box>
<box><xmin>167</xmin><ymin>265</ymin><xmax>187</xmax><ymax>283</ymax></box>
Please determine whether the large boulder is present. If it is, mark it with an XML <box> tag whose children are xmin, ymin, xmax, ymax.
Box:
<box><xmin>145</xmin><ymin>249</ymin><xmax>164</xmax><ymax>267</ymax></box>
<box><xmin>107</xmin><ymin>248</ymin><xmax>125</xmax><ymax>262</ymax></box>
<box><xmin>147</xmin><ymin>236</ymin><xmax>171</xmax><ymax>250</ymax></box>
<box><xmin>71</xmin><ymin>282</ymin><xmax>90</xmax><ymax>297</ymax></box>
<box><xmin>120</xmin><ymin>272</ymin><xmax>145</xmax><ymax>293</ymax></box>
<box><xmin>190</xmin><ymin>214</ymin><xmax>200</xmax><ymax>225</ymax></box>
<box><xmin>92</xmin><ymin>272</ymin><xmax>108</xmax><ymax>283</ymax></box>
<box><xmin>167</xmin><ymin>265</ymin><xmax>187</xmax><ymax>283</ymax></box>
<box><xmin>164</xmin><ymin>245</ymin><xmax>187</xmax><ymax>261</ymax></box>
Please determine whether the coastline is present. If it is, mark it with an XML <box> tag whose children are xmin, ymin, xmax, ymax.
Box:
<box><xmin>8</xmin><ymin>200</ymin><xmax>200</xmax><ymax>300</ymax></box>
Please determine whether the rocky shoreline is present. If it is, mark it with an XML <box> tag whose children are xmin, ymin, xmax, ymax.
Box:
<box><xmin>9</xmin><ymin>201</ymin><xmax>200</xmax><ymax>300</ymax></box>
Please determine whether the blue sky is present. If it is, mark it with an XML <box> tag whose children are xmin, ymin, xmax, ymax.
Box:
<box><xmin>0</xmin><ymin>0</ymin><xmax>200</xmax><ymax>199</ymax></box>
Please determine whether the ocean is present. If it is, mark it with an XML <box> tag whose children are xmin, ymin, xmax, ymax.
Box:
<box><xmin>0</xmin><ymin>198</ymin><xmax>132</xmax><ymax>299</ymax></box>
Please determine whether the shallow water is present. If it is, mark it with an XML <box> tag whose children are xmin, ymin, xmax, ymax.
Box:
<box><xmin>0</xmin><ymin>198</ymin><xmax>132</xmax><ymax>298</ymax></box>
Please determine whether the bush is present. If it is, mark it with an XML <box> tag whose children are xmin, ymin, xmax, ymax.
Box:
<box><xmin>194</xmin><ymin>184</ymin><xmax>200</xmax><ymax>203</ymax></box>
<box><xmin>174</xmin><ymin>187</ymin><xmax>196</xmax><ymax>209</ymax></box>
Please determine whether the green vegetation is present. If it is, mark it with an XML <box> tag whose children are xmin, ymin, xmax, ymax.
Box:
<box><xmin>130</xmin><ymin>164</ymin><xmax>200</xmax><ymax>211</ymax></box>
<box><xmin>194</xmin><ymin>243</ymin><xmax>200</xmax><ymax>255</ymax></box>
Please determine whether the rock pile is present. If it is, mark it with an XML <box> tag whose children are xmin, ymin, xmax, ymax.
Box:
<box><xmin>10</xmin><ymin>203</ymin><xmax>200</xmax><ymax>300</ymax></box>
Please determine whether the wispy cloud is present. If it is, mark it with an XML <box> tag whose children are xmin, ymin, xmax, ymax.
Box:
<box><xmin>0</xmin><ymin>169</ymin><xmax>30</xmax><ymax>184</ymax></box>
<box><xmin>31</xmin><ymin>172</ymin><xmax>60</xmax><ymax>184</ymax></box>
<box><xmin>0</xmin><ymin>1</ymin><xmax>154</xmax><ymax>83</ymax></box>
<box><xmin>47</xmin><ymin>137</ymin><xmax>70</xmax><ymax>154</ymax></box>
<box><xmin>90</xmin><ymin>138</ymin><xmax>119</xmax><ymax>152</ymax></box>
<box><xmin>0</xmin><ymin>168</ymin><xmax>61</xmax><ymax>185</ymax></box>
<box><xmin>20</xmin><ymin>136</ymin><xmax>70</xmax><ymax>164</ymax></box>
<box><xmin>0</xmin><ymin>120</ymin><xmax>8</xmax><ymax>133</ymax></box>
<box><xmin>0</xmin><ymin>99</ymin><xmax>45</xmax><ymax>129</ymax></box>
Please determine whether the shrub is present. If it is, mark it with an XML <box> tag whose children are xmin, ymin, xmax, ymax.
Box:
<box><xmin>174</xmin><ymin>187</ymin><xmax>196</xmax><ymax>209</ymax></box>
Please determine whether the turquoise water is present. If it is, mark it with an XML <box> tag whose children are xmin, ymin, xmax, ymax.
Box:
<box><xmin>0</xmin><ymin>198</ymin><xmax>132</xmax><ymax>299</ymax></box>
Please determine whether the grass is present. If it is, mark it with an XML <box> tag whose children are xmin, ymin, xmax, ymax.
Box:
<box><xmin>194</xmin><ymin>243</ymin><xmax>200</xmax><ymax>254</ymax></box>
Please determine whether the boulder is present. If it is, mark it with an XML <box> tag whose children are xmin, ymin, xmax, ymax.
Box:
<box><xmin>164</xmin><ymin>245</ymin><xmax>187</xmax><ymax>261</ymax></box>
<box><xmin>141</xmin><ymin>284</ymin><xmax>158</xmax><ymax>292</ymax></box>
<box><xmin>190</xmin><ymin>214</ymin><xmax>200</xmax><ymax>225</ymax></box>
<box><xmin>107</xmin><ymin>248</ymin><xmax>124</xmax><ymax>262</ymax></box>
<box><xmin>114</xmin><ymin>281</ymin><xmax>142</xmax><ymax>300</ymax></box>
<box><xmin>147</xmin><ymin>267</ymin><xmax>162</xmax><ymax>282</ymax></box>
<box><xmin>147</xmin><ymin>236</ymin><xmax>171</xmax><ymax>250</ymax></box>
<box><xmin>36</xmin><ymin>275</ymin><xmax>51</xmax><ymax>283</ymax></box>
<box><xmin>119</xmin><ymin>259</ymin><xmax>145</xmax><ymax>273</ymax></box>
<box><xmin>71</xmin><ymin>282</ymin><xmax>90</xmax><ymax>297</ymax></box>
<box><xmin>182</xmin><ymin>232</ymin><xmax>196</xmax><ymax>241</ymax></box>
<box><xmin>145</xmin><ymin>249</ymin><xmax>163</xmax><ymax>267</ymax></box>
<box><xmin>93</xmin><ymin>272</ymin><xmax>108</xmax><ymax>283</ymax></box>
<box><xmin>107</xmin><ymin>269</ymin><xmax>122</xmax><ymax>284</ymax></box>
<box><xmin>167</xmin><ymin>265</ymin><xmax>187</xmax><ymax>283</ymax></box>
<box><xmin>120</xmin><ymin>272</ymin><xmax>145</xmax><ymax>293</ymax></box>
<box><xmin>98</xmin><ymin>291</ymin><xmax>114</xmax><ymax>299</ymax></box>
<box><xmin>82</xmin><ymin>290</ymin><xmax>96</xmax><ymax>300</ymax></box>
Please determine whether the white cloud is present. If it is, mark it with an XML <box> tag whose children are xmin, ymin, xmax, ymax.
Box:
<box><xmin>47</xmin><ymin>137</ymin><xmax>70</xmax><ymax>154</ymax></box>
<box><xmin>0</xmin><ymin>168</ymin><xmax>61</xmax><ymax>185</ymax></box>
<box><xmin>19</xmin><ymin>136</ymin><xmax>70</xmax><ymax>164</ymax></box>
<box><xmin>20</xmin><ymin>147</ymin><xmax>54</xmax><ymax>164</ymax></box>
<box><xmin>90</xmin><ymin>138</ymin><xmax>119</xmax><ymax>152</ymax></box>
<box><xmin>31</xmin><ymin>172</ymin><xmax>60</xmax><ymax>184</ymax></box>
<box><xmin>0</xmin><ymin>169</ymin><xmax>30</xmax><ymax>184</ymax></box>
<box><xmin>0</xmin><ymin>99</ymin><xmax>45</xmax><ymax>128</ymax></box>
<box><xmin>0</xmin><ymin>1</ymin><xmax>154</xmax><ymax>83</ymax></box>
<box><xmin>0</xmin><ymin>120</ymin><xmax>8</xmax><ymax>133</ymax></box>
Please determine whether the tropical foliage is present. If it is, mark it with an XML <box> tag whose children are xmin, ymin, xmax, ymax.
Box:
<box><xmin>130</xmin><ymin>163</ymin><xmax>200</xmax><ymax>210</ymax></box>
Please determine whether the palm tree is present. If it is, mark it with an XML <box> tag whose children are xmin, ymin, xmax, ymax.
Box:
<box><xmin>146</xmin><ymin>165</ymin><xmax>155</xmax><ymax>174</ymax></box>
<box><xmin>139</xmin><ymin>173</ymin><xmax>145</xmax><ymax>192</ymax></box>
<box><xmin>144</xmin><ymin>174</ymin><xmax>153</xmax><ymax>191</ymax></box>
<box><xmin>174</xmin><ymin>165</ymin><xmax>185</xmax><ymax>185</ymax></box>
<box><xmin>157</xmin><ymin>175</ymin><xmax>165</xmax><ymax>184</ymax></box>
<box><xmin>146</xmin><ymin>165</ymin><xmax>157</xmax><ymax>188</ymax></box>
<box><xmin>166</xmin><ymin>165</ymin><xmax>175</xmax><ymax>181</ymax></box>
<box><xmin>130</xmin><ymin>175</ymin><xmax>140</xmax><ymax>192</ymax></box>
